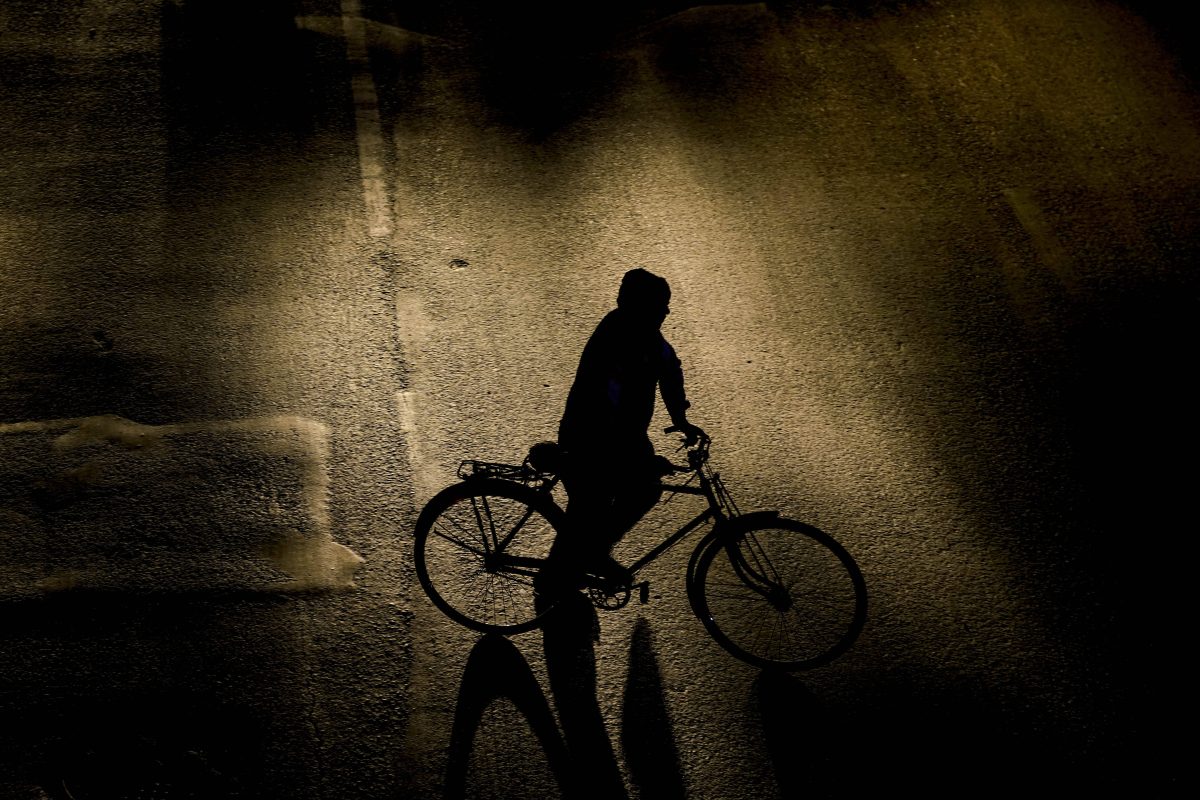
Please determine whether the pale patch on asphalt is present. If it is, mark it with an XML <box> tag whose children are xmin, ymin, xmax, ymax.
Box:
<box><xmin>0</xmin><ymin>414</ymin><xmax>363</xmax><ymax>596</ymax></box>
<box><xmin>1001</xmin><ymin>187</ymin><xmax>1080</xmax><ymax>293</ymax></box>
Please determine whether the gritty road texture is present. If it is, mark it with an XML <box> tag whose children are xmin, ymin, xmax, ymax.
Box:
<box><xmin>1</xmin><ymin>1</ymin><xmax>1194</xmax><ymax>798</ymax></box>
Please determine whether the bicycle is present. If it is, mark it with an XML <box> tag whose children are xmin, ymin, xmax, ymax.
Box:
<box><xmin>413</xmin><ymin>429</ymin><xmax>867</xmax><ymax>670</ymax></box>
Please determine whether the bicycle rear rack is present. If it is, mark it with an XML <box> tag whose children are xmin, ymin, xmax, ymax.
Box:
<box><xmin>457</xmin><ymin>459</ymin><xmax>552</xmax><ymax>486</ymax></box>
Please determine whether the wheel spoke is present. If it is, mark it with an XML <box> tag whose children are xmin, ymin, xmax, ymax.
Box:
<box><xmin>438</xmin><ymin>508</ymin><xmax>491</xmax><ymax>553</ymax></box>
<box><xmin>492</xmin><ymin>569</ymin><xmax>534</xmax><ymax>588</ymax></box>
<box><xmin>471</xmin><ymin>495</ymin><xmax>496</xmax><ymax>551</ymax></box>
<box><xmin>430</xmin><ymin>523</ymin><xmax>487</xmax><ymax>558</ymax></box>
<box><xmin>497</xmin><ymin>504</ymin><xmax>537</xmax><ymax>551</ymax></box>
<box><xmin>704</xmin><ymin>592</ymin><xmax>767</xmax><ymax>603</ymax></box>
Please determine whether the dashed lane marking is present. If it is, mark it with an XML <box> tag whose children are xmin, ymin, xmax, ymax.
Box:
<box><xmin>341</xmin><ymin>0</ymin><xmax>392</xmax><ymax>239</ymax></box>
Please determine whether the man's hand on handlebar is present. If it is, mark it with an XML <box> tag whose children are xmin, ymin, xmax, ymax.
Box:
<box><xmin>665</xmin><ymin>421</ymin><xmax>707</xmax><ymax>448</ymax></box>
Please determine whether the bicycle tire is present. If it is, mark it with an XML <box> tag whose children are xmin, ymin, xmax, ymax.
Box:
<box><xmin>689</xmin><ymin>517</ymin><xmax>867</xmax><ymax>670</ymax></box>
<box><xmin>414</xmin><ymin>478</ymin><xmax>566</xmax><ymax>634</ymax></box>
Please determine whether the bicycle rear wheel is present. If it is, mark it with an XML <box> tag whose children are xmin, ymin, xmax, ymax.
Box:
<box><xmin>690</xmin><ymin>517</ymin><xmax>867</xmax><ymax>670</ymax></box>
<box><xmin>414</xmin><ymin>478</ymin><xmax>565</xmax><ymax>634</ymax></box>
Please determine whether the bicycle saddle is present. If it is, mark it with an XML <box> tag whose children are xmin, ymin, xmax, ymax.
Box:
<box><xmin>526</xmin><ymin>440</ymin><xmax>563</xmax><ymax>474</ymax></box>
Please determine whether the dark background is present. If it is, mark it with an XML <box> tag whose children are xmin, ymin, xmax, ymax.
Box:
<box><xmin>1</xmin><ymin>1</ymin><xmax>1193</xmax><ymax>797</ymax></box>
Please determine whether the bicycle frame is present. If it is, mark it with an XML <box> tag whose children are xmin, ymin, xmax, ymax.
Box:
<box><xmin>459</xmin><ymin>443</ymin><xmax>783</xmax><ymax>601</ymax></box>
<box><xmin>629</xmin><ymin>486</ymin><xmax>716</xmax><ymax>575</ymax></box>
<box><xmin>616</xmin><ymin>432</ymin><xmax>749</xmax><ymax>575</ymax></box>
<box><xmin>421</xmin><ymin>438</ymin><xmax>867</xmax><ymax>668</ymax></box>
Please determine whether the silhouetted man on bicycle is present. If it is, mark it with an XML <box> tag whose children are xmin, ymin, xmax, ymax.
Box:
<box><xmin>539</xmin><ymin>268</ymin><xmax>704</xmax><ymax>594</ymax></box>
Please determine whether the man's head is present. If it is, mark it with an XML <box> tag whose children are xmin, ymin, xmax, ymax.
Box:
<box><xmin>617</xmin><ymin>267</ymin><xmax>671</xmax><ymax>329</ymax></box>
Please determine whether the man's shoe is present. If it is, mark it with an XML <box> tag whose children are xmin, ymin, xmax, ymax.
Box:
<box><xmin>586</xmin><ymin>555</ymin><xmax>633</xmax><ymax>587</ymax></box>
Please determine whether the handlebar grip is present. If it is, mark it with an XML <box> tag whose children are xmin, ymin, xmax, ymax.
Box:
<box><xmin>665</xmin><ymin>424</ymin><xmax>709</xmax><ymax>439</ymax></box>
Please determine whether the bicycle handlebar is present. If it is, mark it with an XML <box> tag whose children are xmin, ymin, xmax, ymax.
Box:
<box><xmin>663</xmin><ymin>424</ymin><xmax>711</xmax><ymax>473</ymax></box>
<box><xmin>664</xmin><ymin>424</ymin><xmax>711</xmax><ymax>446</ymax></box>
<box><xmin>663</xmin><ymin>424</ymin><xmax>709</xmax><ymax>439</ymax></box>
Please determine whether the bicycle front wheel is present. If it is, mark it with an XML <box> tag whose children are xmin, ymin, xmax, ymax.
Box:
<box><xmin>690</xmin><ymin>517</ymin><xmax>867</xmax><ymax>670</ymax></box>
<box><xmin>414</xmin><ymin>478</ymin><xmax>566</xmax><ymax>634</ymax></box>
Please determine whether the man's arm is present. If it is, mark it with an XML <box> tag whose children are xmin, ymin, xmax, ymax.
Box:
<box><xmin>659</xmin><ymin>338</ymin><xmax>704</xmax><ymax>446</ymax></box>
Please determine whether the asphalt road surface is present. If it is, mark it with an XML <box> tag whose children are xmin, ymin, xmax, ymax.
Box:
<box><xmin>0</xmin><ymin>1</ymin><xmax>1194</xmax><ymax>798</ymax></box>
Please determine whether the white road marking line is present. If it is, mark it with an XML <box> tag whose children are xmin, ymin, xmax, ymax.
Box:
<box><xmin>336</xmin><ymin>3</ymin><xmax>434</xmax><ymax>491</ymax></box>
<box><xmin>341</xmin><ymin>0</ymin><xmax>392</xmax><ymax>238</ymax></box>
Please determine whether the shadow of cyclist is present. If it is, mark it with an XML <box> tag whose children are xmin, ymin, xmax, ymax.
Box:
<box><xmin>621</xmin><ymin>618</ymin><xmax>686</xmax><ymax>799</ymax></box>
<box><xmin>542</xmin><ymin>592</ymin><xmax>629</xmax><ymax>800</ymax></box>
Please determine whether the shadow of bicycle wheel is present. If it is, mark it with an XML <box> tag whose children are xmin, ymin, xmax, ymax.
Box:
<box><xmin>444</xmin><ymin>633</ymin><xmax>573</xmax><ymax>799</ymax></box>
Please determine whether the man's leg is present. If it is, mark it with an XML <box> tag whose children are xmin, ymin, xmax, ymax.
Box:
<box><xmin>604</xmin><ymin>470</ymin><xmax>663</xmax><ymax>548</ymax></box>
<box><xmin>539</xmin><ymin>450</ymin><xmax>661</xmax><ymax>591</ymax></box>
<box><xmin>538</xmin><ymin>460</ymin><xmax>611</xmax><ymax>592</ymax></box>
<box><xmin>589</xmin><ymin>465</ymin><xmax>662</xmax><ymax>584</ymax></box>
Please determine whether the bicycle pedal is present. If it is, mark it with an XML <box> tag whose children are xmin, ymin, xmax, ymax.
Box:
<box><xmin>638</xmin><ymin>581</ymin><xmax>650</xmax><ymax>604</ymax></box>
